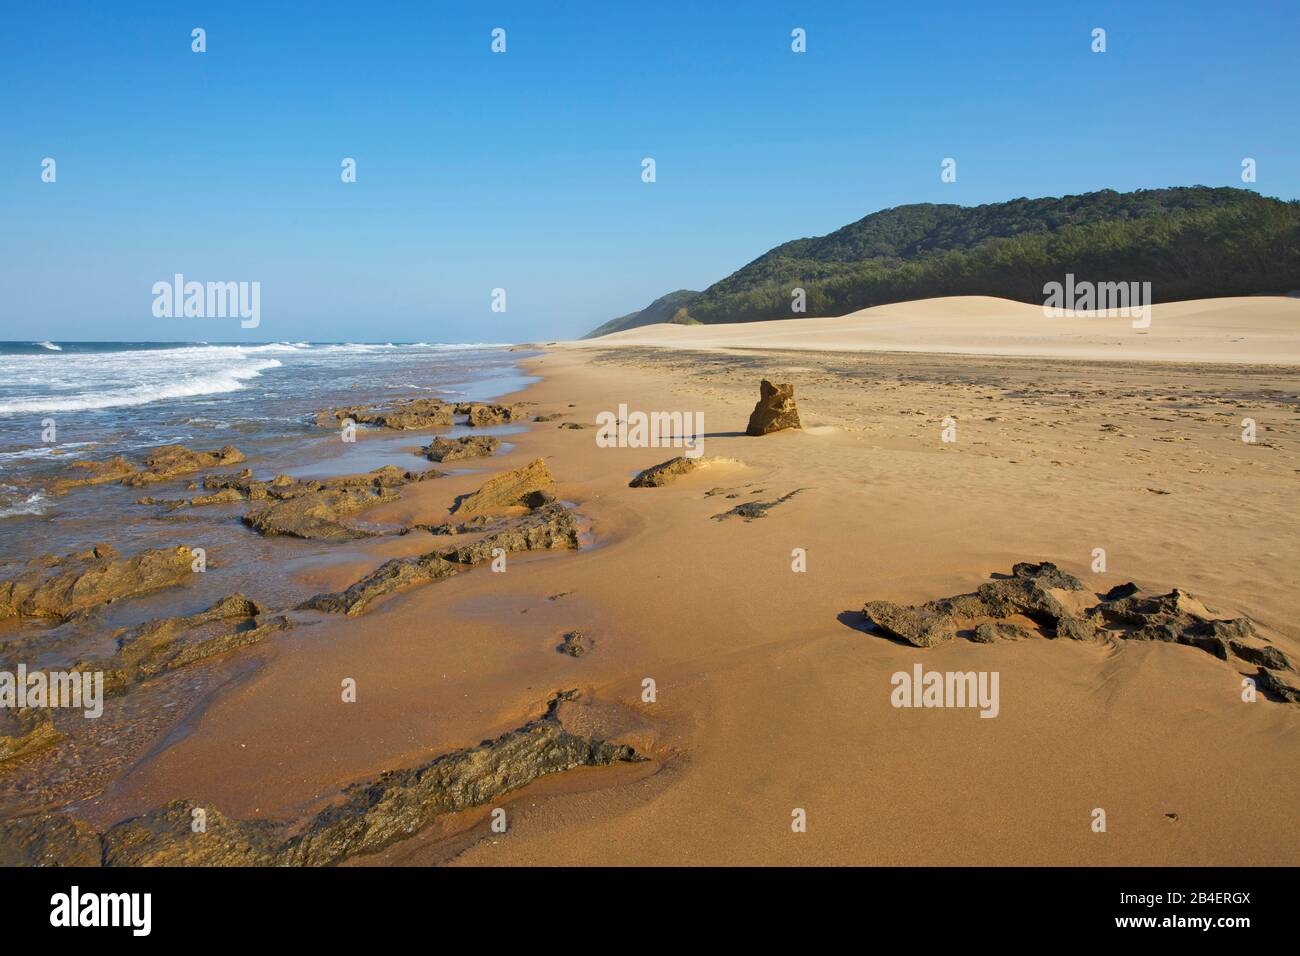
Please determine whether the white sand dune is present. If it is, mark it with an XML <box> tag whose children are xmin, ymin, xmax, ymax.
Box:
<box><xmin>577</xmin><ymin>295</ymin><xmax>1300</xmax><ymax>365</ymax></box>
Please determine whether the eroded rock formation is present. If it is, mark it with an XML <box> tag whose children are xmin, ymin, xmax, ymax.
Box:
<box><xmin>422</xmin><ymin>435</ymin><xmax>501</xmax><ymax>463</ymax></box>
<box><xmin>300</xmin><ymin>502</ymin><xmax>580</xmax><ymax>615</ymax></box>
<box><xmin>629</xmin><ymin>456</ymin><xmax>733</xmax><ymax>488</ymax></box>
<box><xmin>51</xmin><ymin>445</ymin><xmax>245</xmax><ymax>494</ymax></box>
<box><xmin>0</xmin><ymin>545</ymin><xmax>196</xmax><ymax>620</ymax></box>
<box><xmin>862</xmin><ymin>563</ymin><xmax>1296</xmax><ymax>694</ymax></box>
<box><xmin>451</xmin><ymin>458</ymin><xmax>554</xmax><ymax>516</ymax></box>
<box><xmin>745</xmin><ymin>380</ymin><xmax>801</xmax><ymax>436</ymax></box>
<box><xmin>3</xmin><ymin>691</ymin><xmax>641</xmax><ymax>866</ymax></box>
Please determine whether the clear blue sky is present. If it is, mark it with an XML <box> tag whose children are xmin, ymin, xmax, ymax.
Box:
<box><xmin>1</xmin><ymin>0</ymin><xmax>1297</xmax><ymax>342</ymax></box>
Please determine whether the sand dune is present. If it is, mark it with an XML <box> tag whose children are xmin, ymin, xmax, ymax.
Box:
<box><xmin>579</xmin><ymin>295</ymin><xmax>1300</xmax><ymax>365</ymax></box>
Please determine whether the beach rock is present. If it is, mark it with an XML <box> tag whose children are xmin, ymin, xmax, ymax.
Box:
<box><xmin>244</xmin><ymin>488</ymin><xmax>398</xmax><ymax>540</ymax></box>
<box><xmin>51</xmin><ymin>446</ymin><xmax>245</xmax><ymax>493</ymax></box>
<box><xmin>558</xmin><ymin>422</ymin><xmax>592</xmax><ymax>430</ymax></box>
<box><xmin>463</xmin><ymin>403</ymin><xmax>520</xmax><ymax>427</ymax></box>
<box><xmin>1256</xmin><ymin>668</ymin><xmax>1300</xmax><ymax>703</ymax></box>
<box><xmin>630</xmin><ymin>456</ymin><xmax>730</xmax><ymax>488</ymax></box>
<box><xmin>451</xmin><ymin>457</ymin><xmax>554</xmax><ymax>515</ymax></box>
<box><xmin>300</xmin><ymin>503</ymin><xmax>580</xmax><ymax>616</ymax></box>
<box><xmin>745</xmin><ymin>380</ymin><xmax>801</xmax><ymax>436</ymax></box>
<box><xmin>0</xmin><ymin>813</ymin><xmax>103</xmax><ymax>866</ymax></box>
<box><xmin>323</xmin><ymin>398</ymin><xmax>455</xmax><ymax>430</ymax></box>
<box><xmin>423</xmin><ymin>435</ymin><xmax>501</xmax><ymax>462</ymax></box>
<box><xmin>1010</xmin><ymin>561</ymin><xmax>1084</xmax><ymax>591</ymax></box>
<box><xmin>556</xmin><ymin>631</ymin><xmax>591</xmax><ymax>657</ymax></box>
<box><xmin>120</xmin><ymin>445</ymin><xmax>246</xmax><ymax>487</ymax></box>
<box><xmin>1103</xmin><ymin>582</ymin><xmax>1141</xmax><ymax>600</ymax></box>
<box><xmin>711</xmin><ymin>488</ymin><xmax>804</xmax><ymax>522</ymax></box>
<box><xmin>972</xmin><ymin>621</ymin><xmax>1033</xmax><ymax>643</ymax></box>
<box><xmin>176</xmin><ymin>465</ymin><xmax>442</xmax><ymax>538</ymax></box>
<box><xmin>1091</xmin><ymin>589</ymin><xmax>1256</xmax><ymax>656</ymax></box>
<box><xmin>1229</xmin><ymin>641</ymin><xmax>1292</xmax><ymax>671</ymax></box>
<box><xmin>281</xmin><ymin>691</ymin><xmax>639</xmax><ymax>866</ymax></box>
<box><xmin>87</xmin><ymin>691</ymin><xmax>641</xmax><ymax>867</ymax></box>
<box><xmin>77</xmin><ymin>595</ymin><xmax>291</xmax><ymax>695</ymax></box>
<box><xmin>0</xmin><ymin>545</ymin><xmax>196</xmax><ymax>621</ymax></box>
<box><xmin>0</xmin><ymin>708</ymin><xmax>63</xmax><ymax>764</ymax></box>
<box><xmin>299</xmin><ymin>554</ymin><xmax>465</xmax><ymax>616</ymax></box>
<box><xmin>533</xmin><ymin>413</ymin><xmax>565</xmax><ymax>422</ymax></box>
<box><xmin>864</xmin><ymin>601</ymin><xmax>956</xmax><ymax>647</ymax></box>
<box><xmin>49</xmin><ymin>456</ymin><xmax>137</xmax><ymax>493</ymax></box>
<box><xmin>103</xmin><ymin>801</ymin><xmax>283</xmax><ymax>867</ymax></box>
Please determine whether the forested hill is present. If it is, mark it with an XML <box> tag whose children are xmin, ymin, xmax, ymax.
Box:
<box><xmin>586</xmin><ymin>187</ymin><xmax>1300</xmax><ymax>336</ymax></box>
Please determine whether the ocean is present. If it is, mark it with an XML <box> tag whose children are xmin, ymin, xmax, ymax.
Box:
<box><xmin>0</xmin><ymin>340</ymin><xmax>533</xmax><ymax>520</ymax></box>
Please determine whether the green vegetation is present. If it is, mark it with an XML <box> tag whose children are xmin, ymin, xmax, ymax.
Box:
<box><xmin>587</xmin><ymin>187</ymin><xmax>1300</xmax><ymax>335</ymax></box>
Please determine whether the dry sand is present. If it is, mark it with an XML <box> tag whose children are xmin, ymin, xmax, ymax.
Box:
<box><xmin>581</xmin><ymin>294</ymin><xmax>1300</xmax><ymax>366</ymax></box>
<box><xmin>25</xmin><ymin>296</ymin><xmax>1300</xmax><ymax>865</ymax></box>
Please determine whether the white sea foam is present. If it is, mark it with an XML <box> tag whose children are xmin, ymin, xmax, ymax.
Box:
<box><xmin>0</xmin><ymin>488</ymin><xmax>46</xmax><ymax>518</ymax></box>
<box><xmin>0</xmin><ymin>356</ymin><xmax>282</xmax><ymax>414</ymax></box>
<box><xmin>36</xmin><ymin>341</ymin><xmax>62</xmax><ymax>351</ymax></box>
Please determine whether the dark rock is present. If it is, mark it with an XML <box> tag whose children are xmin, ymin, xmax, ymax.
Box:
<box><xmin>91</xmin><ymin>691</ymin><xmax>641</xmax><ymax>867</ymax></box>
<box><xmin>301</xmin><ymin>503</ymin><xmax>580</xmax><ymax>615</ymax></box>
<box><xmin>864</xmin><ymin>601</ymin><xmax>956</xmax><ymax>647</ymax></box>
<box><xmin>972</xmin><ymin>621</ymin><xmax>1032</xmax><ymax>643</ymax></box>
<box><xmin>1229</xmin><ymin>641</ymin><xmax>1292</xmax><ymax>671</ymax></box>
<box><xmin>1256</xmin><ymin>668</ymin><xmax>1300</xmax><ymax>703</ymax></box>
<box><xmin>745</xmin><ymin>380</ymin><xmax>801</xmax><ymax>436</ymax></box>
<box><xmin>423</xmin><ymin>435</ymin><xmax>500</xmax><ymax>463</ymax></box>
<box><xmin>0</xmin><ymin>708</ymin><xmax>62</xmax><ymax>764</ymax></box>
<box><xmin>463</xmin><ymin>403</ymin><xmax>520</xmax><ymax>427</ymax></box>
<box><xmin>1103</xmin><ymin>582</ymin><xmax>1141</xmax><ymax>600</ymax></box>
<box><xmin>557</xmin><ymin>631</ymin><xmax>591</xmax><ymax>657</ymax></box>
<box><xmin>0</xmin><ymin>545</ymin><xmax>196</xmax><ymax>621</ymax></box>
<box><xmin>711</xmin><ymin>488</ymin><xmax>804</xmax><ymax>522</ymax></box>
<box><xmin>629</xmin><ymin>456</ymin><xmax>730</xmax><ymax>488</ymax></box>
<box><xmin>76</xmin><ymin>594</ymin><xmax>292</xmax><ymax>694</ymax></box>
<box><xmin>323</xmin><ymin>398</ymin><xmax>454</xmax><ymax>430</ymax></box>
<box><xmin>0</xmin><ymin>813</ymin><xmax>103</xmax><ymax>866</ymax></box>
<box><xmin>1011</xmin><ymin>561</ymin><xmax>1084</xmax><ymax>591</ymax></box>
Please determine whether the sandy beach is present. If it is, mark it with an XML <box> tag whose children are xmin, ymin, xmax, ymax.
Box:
<box><xmin>4</xmin><ymin>295</ymin><xmax>1296</xmax><ymax>867</ymax></box>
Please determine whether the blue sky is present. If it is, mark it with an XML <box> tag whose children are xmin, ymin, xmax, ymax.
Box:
<box><xmin>1</xmin><ymin>0</ymin><xmax>1297</xmax><ymax>342</ymax></box>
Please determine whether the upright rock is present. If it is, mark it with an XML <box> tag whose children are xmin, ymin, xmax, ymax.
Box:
<box><xmin>745</xmin><ymin>380</ymin><xmax>801</xmax><ymax>436</ymax></box>
<box><xmin>451</xmin><ymin>458</ymin><xmax>554</xmax><ymax>515</ymax></box>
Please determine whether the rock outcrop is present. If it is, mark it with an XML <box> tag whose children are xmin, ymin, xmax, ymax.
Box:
<box><xmin>0</xmin><ymin>709</ymin><xmax>63</xmax><ymax>764</ymax></box>
<box><xmin>50</xmin><ymin>445</ymin><xmax>245</xmax><ymax>494</ymax></box>
<box><xmin>863</xmin><ymin>601</ymin><xmax>958</xmax><ymax>648</ymax></box>
<box><xmin>710</xmin><ymin>488</ymin><xmax>804</xmax><ymax>522</ymax></box>
<box><xmin>422</xmin><ymin>435</ymin><xmax>501</xmax><ymax>463</ymax></box>
<box><xmin>460</xmin><ymin>403</ymin><xmax>520</xmax><ymax>427</ymax></box>
<box><xmin>861</xmin><ymin>563</ymin><xmax>1296</xmax><ymax>696</ymax></box>
<box><xmin>629</xmin><ymin>456</ymin><xmax>733</xmax><ymax>488</ymax></box>
<box><xmin>300</xmin><ymin>502</ymin><xmax>580</xmax><ymax>615</ymax></box>
<box><xmin>0</xmin><ymin>813</ymin><xmax>103</xmax><ymax>867</ymax></box>
<box><xmin>745</xmin><ymin>380</ymin><xmax>801</xmax><ymax>436</ymax></box>
<box><xmin>451</xmin><ymin>458</ymin><xmax>554</xmax><ymax>516</ymax></box>
<box><xmin>557</xmin><ymin>631</ymin><xmax>591</xmax><ymax>657</ymax></box>
<box><xmin>0</xmin><ymin>545</ymin><xmax>195</xmax><ymax>620</ymax></box>
<box><xmin>76</xmin><ymin>594</ymin><xmax>291</xmax><ymax>695</ymax></box>
<box><xmin>7</xmin><ymin>691</ymin><xmax>641</xmax><ymax>866</ymax></box>
<box><xmin>319</xmin><ymin>398</ymin><xmax>455</xmax><ymax>430</ymax></box>
<box><xmin>143</xmin><ymin>465</ymin><xmax>443</xmax><ymax>540</ymax></box>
